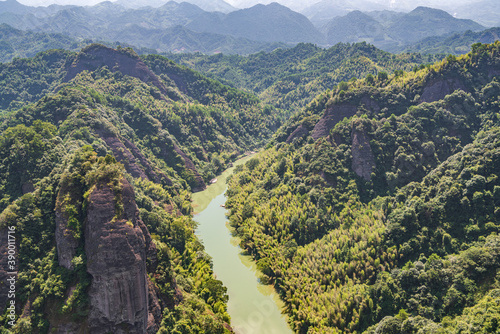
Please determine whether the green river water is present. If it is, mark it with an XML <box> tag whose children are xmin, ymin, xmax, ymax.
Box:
<box><xmin>192</xmin><ymin>156</ymin><xmax>292</xmax><ymax>334</ymax></box>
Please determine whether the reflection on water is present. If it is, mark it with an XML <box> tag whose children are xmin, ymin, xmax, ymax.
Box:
<box><xmin>192</xmin><ymin>156</ymin><xmax>292</xmax><ymax>334</ymax></box>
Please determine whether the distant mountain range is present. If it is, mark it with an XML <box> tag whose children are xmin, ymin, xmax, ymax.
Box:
<box><xmin>397</xmin><ymin>27</ymin><xmax>500</xmax><ymax>55</ymax></box>
<box><xmin>0</xmin><ymin>0</ymin><xmax>497</xmax><ymax>56</ymax></box>
<box><xmin>186</xmin><ymin>2</ymin><xmax>323</xmax><ymax>43</ymax></box>
<box><xmin>388</xmin><ymin>6</ymin><xmax>484</xmax><ymax>43</ymax></box>
<box><xmin>322</xmin><ymin>7</ymin><xmax>485</xmax><ymax>51</ymax></box>
<box><xmin>0</xmin><ymin>0</ymin><xmax>293</xmax><ymax>54</ymax></box>
<box><xmin>302</xmin><ymin>0</ymin><xmax>385</xmax><ymax>27</ymax></box>
<box><xmin>376</xmin><ymin>0</ymin><xmax>499</xmax><ymax>27</ymax></box>
<box><xmin>0</xmin><ymin>23</ymin><xmax>86</xmax><ymax>61</ymax></box>
<box><xmin>116</xmin><ymin>0</ymin><xmax>236</xmax><ymax>13</ymax></box>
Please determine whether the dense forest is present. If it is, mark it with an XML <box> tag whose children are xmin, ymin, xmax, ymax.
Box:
<box><xmin>169</xmin><ymin>42</ymin><xmax>440</xmax><ymax>116</ymax></box>
<box><xmin>225</xmin><ymin>42</ymin><xmax>500</xmax><ymax>333</ymax></box>
<box><xmin>1</xmin><ymin>32</ymin><xmax>500</xmax><ymax>333</ymax></box>
<box><xmin>0</xmin><ymin>43</ymin><xmax>285</xmax><ymax>333</ymax></box>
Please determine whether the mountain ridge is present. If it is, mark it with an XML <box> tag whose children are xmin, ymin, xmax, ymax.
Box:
<box><xmin>186</xmin><ymin>2</ymin><xmax>324</xmax><ymax>44</ymax></box>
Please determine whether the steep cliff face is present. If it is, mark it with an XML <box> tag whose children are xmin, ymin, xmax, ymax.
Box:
<box><xmin>54</xmin><ymin>181</ymin><xmax>80</xmax><ymax>270</ymax></box>
<box><xmin>84</xmin><ymin>178</ymin><xmax>160</xmax><ymax>334</ymax></box>
<box><xmin>419</xmin><ymin>78</ymin><xmax>468</xmax><ymax>103</ymax></box>
<box><xmin>312</xmin><ymin>104</ymin><xmax>357</xmax><ymax>140</ymax></box>
<box><xmin>286</xmin><ymin>124</ymin><xmax>309</xmax><ymax>143</ymax></box>
<box><xmin>351</xmin><ymin>126</ymin><xmax>375</xmax><ymax>181</ymax></box>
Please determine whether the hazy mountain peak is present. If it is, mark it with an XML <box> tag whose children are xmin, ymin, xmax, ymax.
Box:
<box><xmin>178</xmin><ymin>0</ymin><xmax>235</xmax><ymax>13</ymax></box>
<box><xmin>302</xmin><ymin>0</ymin><xmax>385</xmax><ymax>27</ymax></box>
<box><xmin>388</xmin><ymin>5</ymin><xmax>485</xmax><ymax>43</ymax></box>
<box><xmin>115</xmin><ymin>0</ymin><xmax>235</xmax><ymax>12</ymax></box>
<box><xmin>322</xmin><ymin>9</ymin><xmax>383</xmax><ymax>45</ymax></box>
<box><xmin>0</xmin><ymin>0</ymin><xmax>30</xmax><ymax>14</ymax></box>
<box><xmin>409</xmin><ymin>6</ymin><xmax>452</xmax><ymax>17</ymax></box>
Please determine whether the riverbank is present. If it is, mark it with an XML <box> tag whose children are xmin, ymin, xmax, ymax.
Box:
<box><xmin>192</xmin><ymin>155</ymin><xmax>292</xmax><ymax>334</ymax></box>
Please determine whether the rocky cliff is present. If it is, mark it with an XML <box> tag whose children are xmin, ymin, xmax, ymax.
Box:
<box><xmin>54</xmin><ymin>180</ymin><xmax>80</xmax><ymax>270</ymax></box>
<box><xmin>311</xmin><ymin>104</ymin><xmax>357</xmax><ymax>140</ymax></box>
<box><xmin>84</xmin><ymin>178</ymin><xmax>160</xmax><ymax>334</ymax></box>
<box><xmin>419</xmin><ymin>77</ymin><xmax>468</xmax><ymax>103</ymax></box>
<box><xmin>350</xmin><ymin>125</ymin><xmax>375</xmax><ymax>181</ymax></box>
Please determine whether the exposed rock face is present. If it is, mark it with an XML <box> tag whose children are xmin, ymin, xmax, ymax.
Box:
<box><xmin>286</xmin><ymin>124</ymin><xmax>309</xmax><ymax>143</ymax></box>
<box><xmin>54</xmin><ymin>182</ymin><xmax>80</xmax><ymax>270</ymax></box>
<box><xmin>64</xmin><ymin>44</ymin><xmax>169</xmax><ymax>98</ymax></box>
<box><xmin>101</xmin><ymin>132</ymin><xmax>149</xmax><ymax>180</ymax></box>
<box><xmin>351</xmin><ymin>126</ymin><xmax>375</xmax><ymax>181</ymax></box>
<box><xmin>360</xmin><ymin>95</ymin><xmax>381</xmax><ymax>114</ymax></box>
<box><xmin>21</xmin><ymin>182</ymin><xmax>34</xmax><ymax>194</ymax></box>
<box><xmin>85</xmin><ymin>178</ymin><xmax>161</xmax><ymax>334</ymax></box>
<box><xmin>123</xmin><ymin>138</ymin><xmax>172</xmax><ymax>185</ymax></box>
<box><xmin>419</xmin><ymin>78</ymin><xmax>467</xmax><ymax>103</ymax></box>
<box><xmin>146</xmin><ymin>279</ymin><xmax>161</xmax><ymax>334</ymax></box>
<box><xmin>312</xmin><ymin>104</ymin><xmax>357</xmax><ymax>140</ymax></box>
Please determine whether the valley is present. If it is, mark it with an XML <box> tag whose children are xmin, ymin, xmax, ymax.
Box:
<box><xmin>192</xmin><ymin>155</ymin><xmax>292</xmax><ymax>334</ymax></box>
<box><xmin>0</xmin><ymin>1</ymin><xmax>500</xmax><ymax>333</ymax></box>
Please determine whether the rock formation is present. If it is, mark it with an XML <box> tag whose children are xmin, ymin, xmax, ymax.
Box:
<box><xmin>351</xmin><ymin>126</ymin><xmax>375</xmax><ymax>181</ymax></box>
<box><xmin>419</xmin><ymin>78</ymin><xmax>468</xmax><ymax>103</ymax></box>
<box><xmin>85</xmin><ymin>178</ymin><xmax>161</xmax><ymax>334</ymax></box>
<box><xmin>54</xmin><ymin>181</ymin><xmax>80</xmax><ymax>270</ymax></box>
<box><xmin>312</xmin><ymin>104</ymin><xmax>357</xmax><ymax>140</ymax></box>
<box><xmin>95</xmin><ymin>126</ymin><xmax>172</xmax><ymax>186</ymax></box>
<box><xmin>286</xmin><ymin>124</ymin><xmax>309</xmax><ymax>143</ymax></box>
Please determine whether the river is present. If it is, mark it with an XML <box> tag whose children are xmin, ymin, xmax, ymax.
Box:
<box><xmin>192</xmin><ymin>156</ymin><xmax>292</xmax><ymax>334</ymax></box>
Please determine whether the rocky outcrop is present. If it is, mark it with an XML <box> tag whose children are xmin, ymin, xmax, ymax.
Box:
<box><xmin>64</xmin><ymin>44</ymin><xmax>169</xmax><ymax>98</ymax></box>
<box><xmin>351</xmin><ymin>126</ymin><xmax>375</xmax><ymax>181</ymax></box>
<box><xmin>312</xmin><ymin>104</ymin><xmax>357</xmax><ymax>140</ymax></box>
<box><xmin>85</xmin><ymin>178</ymin><xmax>161</xmax><ymax>334</ymax></box>
<box><xmin>146</xmin><ymin>280</ymin><xmax>161</xmax><ymax>334</ymax></box>
<box><xmin>21</xmin><ymin>182</ymin><xmax>34</xmax><ymax>194</ymax></box>
<box><xmin>54</xmin><ymin>182</ymin><xmax>80</xmax><ymax>270</ymax></box>
<box><xmin>123</xmin><ymin>138</ymin><xmax>171</xmax><ymax>185</ymax></box>
<box><xmin>360</xmin><ymin>95</ymin><xmax>381</xmax><ymax>114</ymax></box>
<box><xmin>419</xmin><ymin>78</ymin><xmax>467</xmax><ymax>103</ymax></box>
<box><xmin>286</xmin><ymin>124</ymin><xmax>309</xmax><ymax>143</ymax></box>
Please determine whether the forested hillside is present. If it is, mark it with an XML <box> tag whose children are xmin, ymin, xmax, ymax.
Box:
<box><xmin>0</xmin><ymin>43</ymin><xmax>282</xmax><ymax>333</ymax></box>
<box><xmin>0</xmin><ymin>24</ymin><xmax>86</xmax><ymax>63</ymax></box>
<box><xmin>225</xmin><ymin>42</ymin><xmax>500</xmax><ymax>333</ymax></box>
<box><xmin>398</xmin><ymin>27</ymin><xmax>500</xmax><ymax>55</ymax></box>
<box><xmin>170</xmin><ymin>42</ymin><xmax>440</xmax><ymax>116</ymax></box>
<box><xmin>1</xmin><ymin>21</ymin><xmax>500</xmax><ymax>332</ymax></box>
